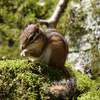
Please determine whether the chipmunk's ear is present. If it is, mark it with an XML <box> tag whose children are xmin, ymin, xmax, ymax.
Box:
<box><xmin>35</xmin><ymin>24</ymin><xmax>39</xmax><ymax>33</ymax></box>
<box><xmin>25</xmin><ymin>23</ymin><xmax>28</xmax><ymax>29</ymax></box>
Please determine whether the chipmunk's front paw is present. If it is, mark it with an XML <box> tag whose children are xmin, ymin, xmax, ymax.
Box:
<box><xmin>20</xmin><ymin>49</ymin><xmax>28</xmax><ymax>57</ymax></box>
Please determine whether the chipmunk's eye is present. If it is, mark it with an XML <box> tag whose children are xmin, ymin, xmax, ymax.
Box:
<box><xmin>29</xmin><ymin>35</ymin><xmax>34</xmax><ymax>42</ymax></box>
<box><xmin>36</xmin><ymin>29</ymin><xmax>39</xmax><ymax>33</ymax></box>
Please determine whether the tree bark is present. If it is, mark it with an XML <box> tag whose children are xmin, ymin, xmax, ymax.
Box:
<box><xmin>39</xmin><ymin>0</ymin><xmax>69</xmax><ymax>28</ymax></box>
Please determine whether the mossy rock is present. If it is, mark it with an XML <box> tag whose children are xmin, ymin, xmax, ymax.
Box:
<box><xmin>0</xmin><ymin>60</ymin><xmax>100</xmax><ymax>100</ymax></box>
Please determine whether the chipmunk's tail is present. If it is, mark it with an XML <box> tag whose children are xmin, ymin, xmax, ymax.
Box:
<box><xmin>46</xmin><ymin>66</ymin><xmax>77</xmax><ymax>99</ymax></box>
<box><xmin>47</xmin><ymin>78</ymin><xmax>76</xmax><ymax>99</ymax></box>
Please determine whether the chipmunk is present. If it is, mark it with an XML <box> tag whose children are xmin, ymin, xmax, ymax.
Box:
<box><xmin>20</xmin><ymin>23</ymin><xmax>76</xmax><ymax>99</ymax></box>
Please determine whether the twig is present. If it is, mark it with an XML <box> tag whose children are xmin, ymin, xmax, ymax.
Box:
<box><xmin>39</xmin><ymin>0</ymin><xmax>69</xmax><ymax>28</ymax></box>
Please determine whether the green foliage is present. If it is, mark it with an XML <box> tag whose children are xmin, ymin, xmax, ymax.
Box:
<box><xmin>0</xmin><ymin>0</ymin><xmax>58</xmax><ymax>28</ymax></box>
<box><xmin>0</xmin><ymin>60</ymin><xmax>48</xmax><ymax>99</ymax></box>
<box><xmin>0</xmin><ymin>0</ymin><xmax>58</xmax><ymax>59</ymax></box>
<box><xmin>75</xmin><ymin>71</ymin><xmax>100</xmax><ymax>100</ymax></box>
<box><xmin>0</xmin><ymin>60</ymin><xmax>70</xmax><ymax>100</ymax></box>
<box><xmin>67</xmin><ymin>69</ymin><xmax>100</xmax><ymax>100</ymax></box>
<box><xmin>0</xmin><ymin>60</ymin><xmax>100</xmax><ymax>100</ymax></box>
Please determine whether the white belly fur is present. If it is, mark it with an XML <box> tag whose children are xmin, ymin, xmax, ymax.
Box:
<box><xmin>39</xmin><ymin>46</ymin><xmax>51</xmax><ymax>64</ymax></box>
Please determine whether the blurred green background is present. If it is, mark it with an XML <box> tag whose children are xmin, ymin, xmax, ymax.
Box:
<box><xmin>0</xmin><ymin>0</ymin><xmax>59</xmax><ymax>59</ymax></box>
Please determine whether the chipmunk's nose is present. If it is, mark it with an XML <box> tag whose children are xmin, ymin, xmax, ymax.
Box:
<box><xmin>21</xmin><ymin>46</ymin><xmax>25</xmax><ymax>50</ymax></box>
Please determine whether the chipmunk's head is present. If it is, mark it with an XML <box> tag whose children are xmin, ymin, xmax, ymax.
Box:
<box><xmin>20</xmin><ymin>23</ymin><xmax>43</xmax><ymax>57</ymax></box>
<box><xmin>20</xmin><ymin>23</ymin><xmax>41</xmax><ymax>50</ymax></box>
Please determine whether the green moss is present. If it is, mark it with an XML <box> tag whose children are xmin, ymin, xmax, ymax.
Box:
<box><xmin>72</xmin><ymin>71</ymin><xmax>100</xmax><ymax>100</ymax></box>
<box><xmin>0</xmin><ymin>60</ymin><xmax>66</xmax><ymax>100</ymax></box>
<box><xmin>0</xmin><ymin>60</ymin><xmax>46</xmax><ymax>99</ymax></box>
<box><xmin>0</xmin><ymin>60</ymin><xmax>100</xmax><ymax>100</ymax></box>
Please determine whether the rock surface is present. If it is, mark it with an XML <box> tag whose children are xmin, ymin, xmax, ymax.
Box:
<box><xmin>65</xmin><ymin>0</ymin><xmax>100</xmax><ymax>73</ymax></box>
